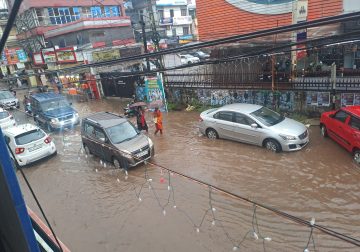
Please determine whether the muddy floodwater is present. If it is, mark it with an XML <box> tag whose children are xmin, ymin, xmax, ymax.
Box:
<box><xmin>13</xmin><ymin>98</ymin><xmax>360</xmax><ymax>251</ymax></box>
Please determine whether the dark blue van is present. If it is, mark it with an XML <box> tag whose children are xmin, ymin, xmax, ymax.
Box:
<box><xmin>31</xmin><ymin>93</ymin><xmax>80</xmax><ymax>131</ymax></box>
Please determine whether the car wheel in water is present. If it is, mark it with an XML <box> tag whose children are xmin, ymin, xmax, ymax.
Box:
<box><xmin>320</xmin><ymin>125</ymin><xmax>327</xmax><ymax>137</ymax></box>
<box><xmin>113</xmin><ymin>157</ymin><xmax>121</xmax><ymax>169</ymax></box>
<box><xmin>206</xmin><ymin>128</ymin><xmax>218</xmax><ymax>139</ymax></box>
<box><xmin>265</xmin><ymin>139</ymin><xmax>281</xmax><ymax>153</ymax></box>
<box><xmin>84</xmin><ymin>145</ymin><xmax>92</xmax><ymax>155</ymax></box>
<box><xmin>353</xmin><ymin>150</ymin><xmax>360</xmax><ymax>165</ymax></box>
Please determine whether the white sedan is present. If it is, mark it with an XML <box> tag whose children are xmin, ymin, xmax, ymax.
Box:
<box><xmin>0</xmin><ymin>108</ymin><xmax>16</xmax><ymax>129</ymax></box>
<box><xmin>3</xmin><ymin>124</ymin><xmax>57</xmax><ymax>167</ymax></box>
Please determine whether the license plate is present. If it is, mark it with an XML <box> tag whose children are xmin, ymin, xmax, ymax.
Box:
<box><xmin>136</xmin><ymin>150</ymin><xmax>148</xmax><ymax>158</ymax></box>
<box><xmin>29</xmin><ymin>144</ymin><xmax>43</xmax><ymax>152</ymax></box>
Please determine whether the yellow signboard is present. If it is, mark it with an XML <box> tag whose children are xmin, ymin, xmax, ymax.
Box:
<box><xmin>92</xmin><ymin>49</ymin><xmax>121</xmax><ymax>62</ymax></box>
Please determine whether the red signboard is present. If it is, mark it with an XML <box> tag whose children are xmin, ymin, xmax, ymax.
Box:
<box><xmin>55</xmin><ymin>47</ymin><xmax>77</xmax><ymax>63</ymax></box>
<box><xmin>33</xmin><ymin>52</ymin><xmax>45</xmax><ymax>65</ymax></box>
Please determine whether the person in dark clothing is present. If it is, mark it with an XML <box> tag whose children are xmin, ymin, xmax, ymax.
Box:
<box><xmin>136</xmin><ymin>106</ymin><xmax>148</xmax><ymax>133</ymax></box>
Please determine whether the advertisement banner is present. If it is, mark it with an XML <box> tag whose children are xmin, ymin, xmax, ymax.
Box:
<box><xmin>306</xmin><ymin>92</ymin><xmax>330</xmax><ymax>106</ymax></box>
<box><xmin>145</xmin><ymin>75</ymin><xmax>166</xmax><ymax>111</ymax></box>
<box><xmin>42</xmin><ymin>48</ymin><xmax>56</xmax><ymax>63</ymax></box>
<box><xmin>341</xmin><ymin>93</ymin><xmax>355</xmax><ymax>107</ymax></box>
<box><xmin>5</xmin><ymin>48</ymin><xmax>19</xmax><ymax>65</ymax></box>
<box><xmin>56</xmin><ymin>47</ymin><xmax>77</xmax><ymax>63</ymax></box>
<box><xmin>92</xmin><ymin>49</ymin><xmax>120</xmax><ymax>62</ymax></box>
<box><xmin>16</xmin><ymin>49</ymin><xmax>27</xmax><ymax>62</ymax></box>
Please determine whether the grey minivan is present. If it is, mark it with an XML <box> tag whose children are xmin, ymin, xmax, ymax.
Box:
<box><xmin>81</xmin><ymin>112</ymin><xmax>154</xmax><ymax>169</ymax></box>
<box><xmin>199</xmin><ymin>104</ymin><xmax>309</xmax><ymax>152</ymax></box>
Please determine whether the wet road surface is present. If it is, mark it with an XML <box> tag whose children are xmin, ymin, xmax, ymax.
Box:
<box><xmin>11</xmin><ymin>97</ymin><xmax>360</xmax><ymax>251</ymax></box>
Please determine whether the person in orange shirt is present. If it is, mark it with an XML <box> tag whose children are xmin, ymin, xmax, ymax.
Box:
<box><xmin>153</xmin><ymin>107</ymin><xmax>163</xmax><ymax>135</ymax></box>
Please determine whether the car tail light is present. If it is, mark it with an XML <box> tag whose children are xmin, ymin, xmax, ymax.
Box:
<box><xmin>44</xmin><ymin>136</ymin><xmax>52</xmax><ymax>144</ymax></box>
<box><xmin>15</xmin><ymin>147</ymin><xmax>25</xmax><ymax>154</ymax></box>
<box><xmin>199</xmin><ymin>116</ymin><xmax>203</xmax><ymax>122</ymax></box>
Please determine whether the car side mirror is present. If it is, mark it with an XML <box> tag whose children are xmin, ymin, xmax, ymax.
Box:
<box><xmin>329</xmin><ymin>114</ymin><xmax>334</xmax><ymax>118</ymax></box>
<box><xmin>251</xmin><ymin>123</ymin><xmax>258</xmax><ymax>128</ymax></box>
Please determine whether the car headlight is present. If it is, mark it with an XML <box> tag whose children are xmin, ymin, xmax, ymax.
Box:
<box><xmin>122</xmin><ymin>150</ymin><xmax>133</xmax><ymax>159</ymax></box>
<box><xmin>148</xmin><ymin>138</ymin><xmax>154</xmax><ymax>148</ymax></box>
<box><xmin>279</xmin><ymin>134</ymin><xmax>297</xmax><ymax>141</ymax></box>
<box><xmin>51</xmin><ymin>118</ymin><xmax>58</xmax><ymax>123</ymax></box>
<box><xmin>74</xmin><ymin>112</ymin><xmax>79</xmax><ymax>117</ymax></box>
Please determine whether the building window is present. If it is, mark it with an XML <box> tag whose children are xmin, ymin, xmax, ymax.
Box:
<box><xmin>48</xmin><ymin>7</ymin><xmax>80</xmax><ymax>25</ymax></box>
<box><xmin>170</xmin><ymin>9</ymin><xmax>174</xmax><ymax>17</ymax></box>
<box><xmin>158</xmin><ymin>10</ymin><xmax>164</xmax><ymax>19</ymax></box>
<box><xmin>183</xmin><ymin>27</ymin><xmax>189</xmax><ymax>35</ymax></box>
<box><xmin>181</xmin><ymin>9</ymin><xmax>187</xmax><ymax>16</ymax></box>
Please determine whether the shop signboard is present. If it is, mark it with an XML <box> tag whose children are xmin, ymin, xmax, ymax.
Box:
<box><xmin>156</xmin><ymin>0</ymin><xmax>187</xmax><ymax>6</ymax></box>
<box><xmin>179</xmin><ymin>34</ymin><xmax>193</xmax><ymax>40</ymax></box>
<box><xmin>172</xmin><ymin>16</ymin><xmax>192</xmax><ymax>25</ymax></box>
<box><xmin>1</xmin><ymin>65</ymin><xmax>8</xmax><ymax>76</ymax></box>
<box><xmin>92</xmin><ymin>49</ymin><xmax>120</xmax><ymax>62</ymax></box>
<box><xmin>120</xmin><ymin>46</ymin><xmax>142</xmax><ymax>58</ymax></box>
<box><xmin>16</xmin><ymin>49</ymin><xmax>27</xmax><ymax>63</ymax></box>
<box><xmin>42</xmin><ymin>48</ymin><xmax>56</xmax><ymax>63</ymax></box>
<box><xmin>5</xmin><ymin>48</ymin><xmax>19</xmax><ymax>65</ymax></box>
<box><xmin>294</xmin><ymin>0</ymin><xmax>308</xmax><ymax>23</ymax></box>
<box><xmin>1</xmin><ymin>51</ymin><xmax>7</xmax><ymax>65</ymax></box>
<box><xmin>56</xmin><ymin>47</ymin><xmax>77</xmax><ymax>63</ymax></box>
<box><xmin>33</xmin><ymin>52</ymin><xmax>45</xmax><ymax>65</ymax></box>
<box><xmin>160</xmin><ymin>17</ymin><xmax>173</xmax><ymax>26</ymax></box>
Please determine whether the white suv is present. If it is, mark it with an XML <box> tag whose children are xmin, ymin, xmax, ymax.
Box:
<box><xmin>179</xmin><ymin>54</ymin><xmax>200</xmax><ymax>64</ymax></box>
<box><xmin>3</xmin><ymin>124</ymin><xmax>57</xmax><ymax>167</ymax></box>
<box><xmin>0</xmin><ymin>108</ymin><xmax>16</xmax><ymax>129</ymax></box>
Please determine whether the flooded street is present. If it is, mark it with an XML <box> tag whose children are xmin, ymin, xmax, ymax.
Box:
<box><xmin>13</xmin><ymin>98</ymin><xmax>360</xmax><ymax>251</ymax></box>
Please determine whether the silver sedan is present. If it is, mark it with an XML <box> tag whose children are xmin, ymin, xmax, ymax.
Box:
<box><xmin>199</xmin><ymin>104</ymin><xmax>309</xmax><ymax>152</ymax></box>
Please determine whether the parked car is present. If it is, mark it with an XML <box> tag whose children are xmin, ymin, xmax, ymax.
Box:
<box><xmin>190</xmin><ymin>51</ymin><xmax>210</xmax><ymax>60</ymax></box>
<box><xmin>320</xmin><ymin>106</ymin><xmax>360</xmax><ymax>164</ymax></box>
<box><xmin>81</xmin><ymin>112</ymin><xmax>154</xmax><ymax>169</ymax></box>
<box><xmin>0</xmin><ymin>90</ymin><xmax>20</xmax><ymax>109</ymax></box>
<box><xmin>199</xmin><ymin>104</ymin><xmax>309</xmax><ymax>152</ymax></box>
<box><xmin>0</xmin><ymin>108</ymin><xmax>16</xmax><ymax>129</ymax></box>
<box><xmin>3</xmin><ymin>124</ymin><xmax>57</xmax><ymax>168</ymax></box>
<box><xmin>179</xmin><ymin>54</ymin><xmax>200</xmax><ymax>64</ymax></box>
<box><xmin>31</xmin><ymin>93</ymin><xmax>80</xmax><ymax>131</ymax></box>
<box><xmin>142</xmin><ymin>60</ymin><xmax>157</xmax><ymax>71</ymax></box>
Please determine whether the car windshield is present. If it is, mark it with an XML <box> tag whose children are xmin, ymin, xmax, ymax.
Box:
<box><xmin>250</xmin><ymin>107</ymin><xmax>285</xmax><ymax>126</ymax></box>
<box><xmin>0</xmin><ymin>111</ymin><xmax>9</xmax><ymax>119</ymax></box>
<box><xmin>15</xmin><ymin>129</ymin><xmax>45</xmax><ymax>145</ymax></box>
<box><xmin>0</xmin><ymin>91</ymin><xmax>14</xmax><ymax>99</ymax></box>
<box><xmin>105</xmin><ymin>121</ymin><xmax>139</xmax><ymax>144</ymax></box>
<box><xmin>41</xmin><ymin>99</ymin><xmax>69</xmax><ymax>112</ymax></box>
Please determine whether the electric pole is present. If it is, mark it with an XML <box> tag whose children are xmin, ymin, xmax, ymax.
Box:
<box><xmin>140</xmin><ymin>14</ymin><xmax>150</xmax><ymax>72</ymax></box>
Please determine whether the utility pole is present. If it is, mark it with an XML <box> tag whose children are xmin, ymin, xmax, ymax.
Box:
<box><xmin>140</xmin><ymin>14</ymin><xmax>150</xmax><ymax>72</ymax></box>
<box><xmin>331</xmin><ymin>62</ymin><xmax>336</xmax><ymax>110</ymax></box>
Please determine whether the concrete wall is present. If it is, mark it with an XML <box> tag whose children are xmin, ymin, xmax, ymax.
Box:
<box><xmin>167</xmin><ymin>88</ymin><xmax>360</xmax><ymax>115</ymax></box>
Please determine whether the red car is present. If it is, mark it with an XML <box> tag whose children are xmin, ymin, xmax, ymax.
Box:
<box><xmin>320</xmin><ymin>106</ymin><xmax>360</xmax><ymax>164</ymax></box>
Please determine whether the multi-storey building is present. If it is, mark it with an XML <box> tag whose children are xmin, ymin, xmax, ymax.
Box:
<box><xmin>8</xmin><ymin>0</ymin><xmax>134</xmax><ymax>52</ymax></box>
